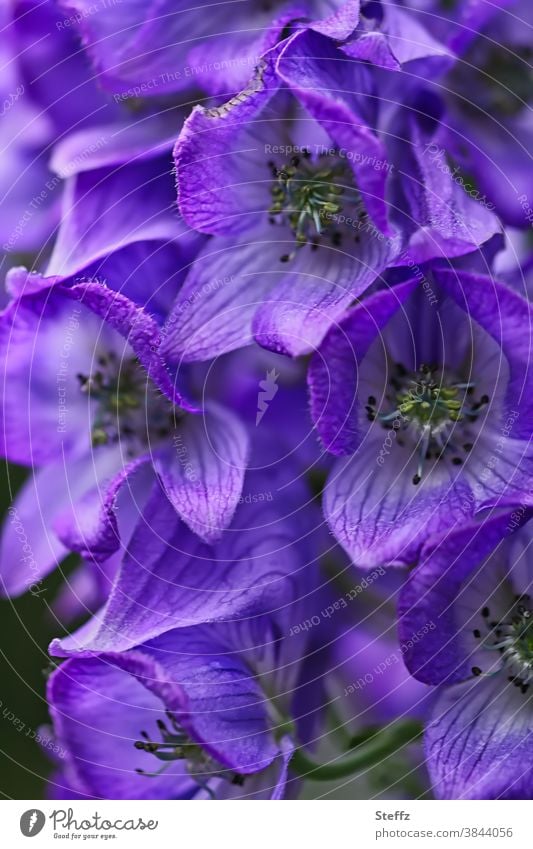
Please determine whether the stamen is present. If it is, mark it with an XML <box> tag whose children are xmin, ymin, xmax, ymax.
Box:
<box><xmin>79</xmin><ymin>354</ymin><xmax>182</xmax><ymax>449</ymax></box>
<box><xmin>268</xmin><ymin>150</ymin><xmax>363</xmax><ymax>258</ymax></box>
<box><xmin>478</xmin><ymin>598</ymin><xmax>533</xmax><ymax>691</ymax></box>
<box><xmin>133</xmin><ymin>715</ymin><xmax>246</xmax><ymax>792</ymax></box>
<box><xmin>370</xmin><ymin>364</ymin><xmax>489</xmax><ymax>484</ymax></box>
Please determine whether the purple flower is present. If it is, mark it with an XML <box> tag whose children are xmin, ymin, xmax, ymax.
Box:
<box><xmin>398</xmin><ymin>512</ymin><xmax>533</xmax><ymax>799</ymax></box>
<box><xmin>47</xmin><ymin>621</ymin><xmax>303</xmax><ymax>799</ymax></box>
<box><xmin>276</xmin><ymin>26</ymin><xmax>501</xmax><ymax>258</ymax></box>
<box><xmin>57</xmin><ymin>0</ymin><xmax>360</xmax><ymax>99</ymax></box>
<box><xmin>308</xmin><ymin>267</ymin><xmax>533</xmax><ymax>567</ymax></box>
<box><xmin>167</xmin><ymin>48</ymin><xmax>398</xmax><ymax>360</ymax></box>
<box><xmin>0</xmin><ymin>275</ymin><xmax>249</xmax><ymax>596</ymax></box>
<box><xmin>166</xmin><ymin>31</ymin><xmax>501</xmax><ymax>362</ymax></box>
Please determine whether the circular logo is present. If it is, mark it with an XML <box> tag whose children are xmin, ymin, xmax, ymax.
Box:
<box><xmin>20</xmin><ymin>810</ymin><xmax>46</xmax><ymax>837</ymax></box>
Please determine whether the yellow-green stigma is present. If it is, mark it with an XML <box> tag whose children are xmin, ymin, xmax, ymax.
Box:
<box><xmin>368</xmin><ymin>363</ymin><xmax>490</xmax><ymax>485</ymax></box>
<box><xmin>396</xmin><ymin>365</ymin><xmax>465</xmax><ymax>427</ymax></box>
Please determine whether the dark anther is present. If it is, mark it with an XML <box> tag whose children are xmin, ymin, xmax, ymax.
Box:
<box><xmin>471</xmin><ymin>666</ymin><xmax>482</xmax><ymax>676</ymax></box>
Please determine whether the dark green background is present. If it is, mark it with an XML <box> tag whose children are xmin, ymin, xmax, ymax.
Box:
<box><xmin>0</xmin><ymin>463</ymin><xmax>63</xmax><ymax>799</ymax></box>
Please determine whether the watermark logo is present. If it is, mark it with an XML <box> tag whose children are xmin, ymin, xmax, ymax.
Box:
<box><xmin>256</xmin><ymin>369</ymin><xmax>279</xmax><ymax>425</ymax></box>
<box><xmin>20</xmin><ymin>809</ymin><xmax>45</xmax><ymax>837</ymax></box>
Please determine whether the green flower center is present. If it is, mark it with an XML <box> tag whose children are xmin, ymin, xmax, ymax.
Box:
<box><xmin>472</xmin><ymin>597</ymin><xmax>533</xmax><ymax>694</ymax></box>
<box><xmin>267</xmin><ymin>151</ymin><xmax>365</xmax><ymax>260</ymax></box>
<box><xmin>395</xmin><ymin>366</ymin><xmax>468</xmax><ymax>426</ymax></box>
<box><xmin>367</xmin><ymin>363</ymin><xmax>489</xmax><ymax>485</ymax></box>
<box><xmin>77</xmin><ymin>352</ymin><xmax>180</xmax><ymax>453</ymax></box>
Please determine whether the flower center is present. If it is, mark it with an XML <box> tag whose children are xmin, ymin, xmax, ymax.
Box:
<box><xmin>367</xmin><ymin>363</ymin><xmax>489</xmax><ymax>484</ymax></box>
<box><xmin>472</xmin><ymin>597</ymin><xmax>533</xmax><ymax>694</ymax></box>
<box><xmin>77</xmin><ymin>352</ymin><xmax>181</xmax><ymax>454</ymax></box>
<box><xmin>134</xmin><ymin>712</ymin><xmax>244</xmax><ymax>797</ymax></box>
<box><xmin>267</xmin><ymin>150</ymin><xmax>365</xmax><ymax>260</ymax></box>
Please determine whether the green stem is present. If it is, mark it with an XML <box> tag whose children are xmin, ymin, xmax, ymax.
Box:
<box><xmin>290</xmin><ymin>720</ymin><xmax>422</xmax><ymax>782</ymax></box>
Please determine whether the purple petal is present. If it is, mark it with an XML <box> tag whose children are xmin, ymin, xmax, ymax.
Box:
<box><xmin>434</xmin><ymin>269</ymin><xmax>533</xmax><ymax>437</ymax></box>
<box><xmin>426</xmin><ymin>675</ymin><xmax>533</xmax><ymax>799</ymax></box>
<box><xmin>324</xmin><ymin>442</ymin><xmax>473</xmax><ymax>569</ymax></box>
<box><xmin>398</xmin><ymin>513</ymin><xmax>520</xmax><ymax>685</ymax></box>
<box><xmin>161</xmin><ymin>235</ymin><xmax>287</xmax><ymax>363</ymax></box>
<box><xmin>112</xmin><ymin>629</ymin><xmax>279</xmax><ymax>774</ymax></box>
<box><xmin>308</xmin><ymin>279</ymin><xmax>417</xmax><ymax>454</ymax></box>
<box><xmin>174</xmin><ymin>56</ymin><xmax>280</xmax><ymax>237</ymax></box>
<box><xmin>49</xmin><ymin>118</ymin><xmax>180</xmax><ymax>179</ymax></box>
<box><xmin>342</xmin><ymin>6</ymin><xmax>451</xmax><ymax>69</ymax></box>
<box><xmin>0</xmin><ymin>451</ymin><xmax>120</xmax><ymax>597</ymax></box>
<box><xmin>46</xmin><ymin>156</ymin><xmax>182</xmax><ymax>279</ymax></box>
<box><xmin>57</xmin><ymin>0</ymin><xmax>280</xmax><ymax>97</ymax></box>
<box><xmin>155</xmin><ymin>403</ymin><xmax>249</xmax><ymax>542</ymax></box>
<box><xmin>50</xmin><ymin>478</ymin><xmax>306</xmax><ymax>654</ymax></box>
<box><xmin>252</xmin><ymin>227</ymin><xmax>398</xmax><ymax>356</ymax></box>
<box><xmin>310</xmin><ymin>0</ymin><xmax>360</xmax><ymax>40</ymax></box>
<box><xmin>53</xmin><ymin>455</ymin><xmax>153</xmax><ymax>562</ymax></box>
<box><xmin>393</xmin><ymin>117</ymin><xmax>501</xmax><ymax>262</ymax></box>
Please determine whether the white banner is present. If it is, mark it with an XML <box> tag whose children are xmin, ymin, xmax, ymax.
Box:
<box><xmin>2</xmin><ymin>800</ymin><xmax>531</xmax><ymax>848</ymax></box>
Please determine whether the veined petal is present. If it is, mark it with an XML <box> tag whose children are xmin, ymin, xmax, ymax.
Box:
<box><xmin>155</xmin><ymin>402</ymin><xmax>249</xmax><ymax>542</ymax></box>
<box><xmin>426</xmin><ymin>675</ymin><xmax>533</xmax><ymax>799</ymax></box>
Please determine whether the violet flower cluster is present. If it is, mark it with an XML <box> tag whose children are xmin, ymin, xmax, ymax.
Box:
<box><xmin>0</xmin><ymin>0</ymin><xmax>532</xmax><ymax>800</ymax></box>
